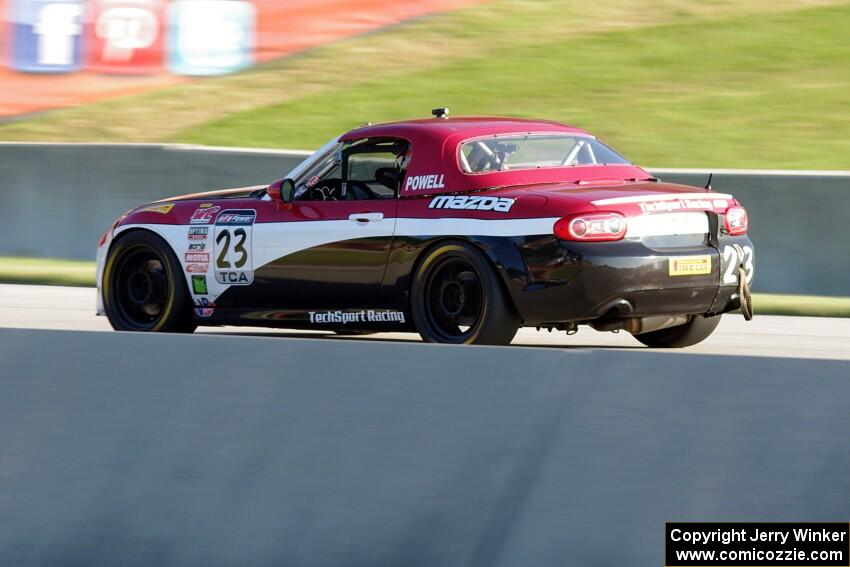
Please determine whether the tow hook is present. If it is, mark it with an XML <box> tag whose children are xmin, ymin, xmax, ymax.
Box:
<box><xmin>735</xmin><ymin>244</ymin><xmax>753</xmax><ymax>321</ymax></box>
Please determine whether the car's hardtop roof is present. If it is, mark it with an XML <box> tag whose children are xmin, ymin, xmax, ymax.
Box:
<box><xmin>340</xmin><ymin>116</ymin><xmax>591</xmax><ymax>144</ymax></box>
<box><xmin>338</xmin><ymin>116</ymin><xmax>651</xmax><ymax>196</ymax></box>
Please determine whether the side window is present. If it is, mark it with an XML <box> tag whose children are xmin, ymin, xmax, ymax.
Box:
<box><xmin>344</xmin><ymin>139</ymin><xmax>411</xmax><ymax>200</ymax></box>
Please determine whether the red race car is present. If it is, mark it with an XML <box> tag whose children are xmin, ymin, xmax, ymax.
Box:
<box><xmin>96</xmin><ymin>110</ymin><xmax>754</xmax><ymax>346</ymax></box>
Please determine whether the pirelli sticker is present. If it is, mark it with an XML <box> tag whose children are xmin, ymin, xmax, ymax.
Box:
<box><xmin>669</xmin><ymin>255</ymin><xmax>712</xmax><ymax>276</ymax></box>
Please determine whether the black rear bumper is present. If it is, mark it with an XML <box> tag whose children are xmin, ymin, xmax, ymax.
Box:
<box><xmin>510</xmin><ymin>234</ymin><xmax>753</xmax><ymax>325</ymax></box>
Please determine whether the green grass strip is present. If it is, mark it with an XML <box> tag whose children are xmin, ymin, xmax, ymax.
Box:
<box><xmin>0</xmin><ymin>257</ymin><xmax>96</xmax><ymax>287</ymax></box>
<box><xmin>751</xmin><ymin>293</ymin><xmax>850</xmax><ymax>318</ymax></box>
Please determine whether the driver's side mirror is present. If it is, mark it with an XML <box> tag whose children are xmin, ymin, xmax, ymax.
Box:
<box><xmin>280</xmin><ymin>178</ymin><xmax>295</xmax><ymax>203</ymax></box>
<box><xmin>270</xmin><ymin>178</ymin><xmax>295</xmax><ymax>203</ymax></box>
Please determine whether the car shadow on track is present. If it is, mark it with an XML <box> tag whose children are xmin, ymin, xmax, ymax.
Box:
<box><xmin>196</xmin><ymin>329</ymin><xmax>646</xmax><ymax>350</ymax></box>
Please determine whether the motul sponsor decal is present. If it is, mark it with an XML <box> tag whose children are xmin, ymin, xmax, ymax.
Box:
<box><xmin>405</xmin><ymin>174</ymin><xmax>445</xmax><ymax>191</ymax></box>
<box><xmin>429</xmin><ymin>195</ymin><xmax>515</xmax><ymax>212</ymax></box>
<box><xmin>189</xmin><ymin>204</ymin><xmax>220</xmax><ymax>224</ymax></box>
<box><xmin>184</xmin><ymin>252</ymin><xmax>210</xmax><ymax>263</ymax></box>
<box><xmin>309</xmin><ymin>310</ymin><xmax>406</xmax><ymax>324</ymax></box>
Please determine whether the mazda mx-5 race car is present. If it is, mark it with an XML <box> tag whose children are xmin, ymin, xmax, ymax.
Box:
<box><xmin>96</xmin><ymin>110</ymin><xmax>754</xmax><ymax>346</ymax></box>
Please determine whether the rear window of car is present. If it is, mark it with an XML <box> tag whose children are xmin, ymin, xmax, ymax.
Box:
<box><xmin>459</xmin><ymin>134</ymin><xmax>629</xmax><ymax>173</ymax></box>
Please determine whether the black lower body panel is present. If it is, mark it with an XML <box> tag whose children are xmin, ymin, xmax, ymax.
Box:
<box><xmin>512</xmin><ymin>235</ymin><xmax>754</xmax><ymax>325</ymax></box>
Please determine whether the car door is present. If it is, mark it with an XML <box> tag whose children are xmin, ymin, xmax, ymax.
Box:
<box><xmin>223</xmin><ymin>138</ymin><xmax>408</xmax><ymax>311</ymax></box>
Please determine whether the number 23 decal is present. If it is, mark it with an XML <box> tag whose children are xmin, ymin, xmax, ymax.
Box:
<box><xmin>214</xmin><ymin>210</ymin><xmax>256</xmax><ymax>286</ymax></box>
<box><xmin>216</xmin><ymin>228</ymin><xmax>248</xmax><ymax>269</ymax></box>
<box><xmin>722</xmin><ymin>245</ymin><xmax>754</xmax><ymax>285</ymax></box>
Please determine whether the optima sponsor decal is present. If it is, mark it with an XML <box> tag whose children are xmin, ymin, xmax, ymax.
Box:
<box><xmin>405</xmin><ymin>174</ymin><xmax>445</xmax><ymax>191</ymax></box>
<box><xmin>188</xmin><ymin>226</ymin><xmax>208</xmax><ymax>240</ymax></box>
<box><xmin>429</xmin><ymin>195</ymin><xmax>515</xmax><ymax>212</ymax></box>
<box><xmin>309</xmin><ymin>310</ymin><xmax>406</xmax><ymax>324</ymax></box>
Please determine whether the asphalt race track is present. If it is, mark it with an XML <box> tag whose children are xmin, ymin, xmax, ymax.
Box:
<box><xmin>3</xmin><ymin>283</ymin><xmax>850</xmax><ymax>565</ymax></box>
<box><xmin>1</xmin><ymin>284</ymin><xmax>847</xmax><ymax>360</ymax></box>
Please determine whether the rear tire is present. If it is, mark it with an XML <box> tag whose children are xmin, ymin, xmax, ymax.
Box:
<box><xmin>411</xmin><ymin>241</ymin><xmax>519</xmax><ymax>345</ymax></box>
<box><xmin>103</xmin><ymin>231</ymin><xmax>197</xmax><ymax>333</ymax></box>
<box><xmin>633</xmin><ymin>314</ymin><xmax>721</xmax><ymax>348</ymax></box>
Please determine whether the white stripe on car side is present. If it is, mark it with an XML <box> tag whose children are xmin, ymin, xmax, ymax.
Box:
<box><xmin>114</xmin><ymin>217</ymin><xmax>560</xmax><ymax>304</ymax></box>
<box><xmin>591</xmin><ymin>192</ymin><xmax>732</xmax><ymax>206</ymax></box>
<box><xmin>394</xmin><ymin>216</ymin><xmax>560</xmax><ymax>238</ymax></box>
<box><xmin>111</xmin><ymin>212</ymin><xmax>707</xmax><ymax>307</ymax></box>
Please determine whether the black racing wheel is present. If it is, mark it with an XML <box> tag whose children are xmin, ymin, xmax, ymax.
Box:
<box><xmin>102</xmin><ymin>230</ymin><xmax>196</xmax><ymax>333</ymax></box>
<box><xmin>633</xmin><ymin>314</ymin><xmax>721</xmax><ymax>348</ymax></box>
<box><xmin>411</xmin><ymin>241</ymin><xmax>519</xmax><ymax>345</ymax></box>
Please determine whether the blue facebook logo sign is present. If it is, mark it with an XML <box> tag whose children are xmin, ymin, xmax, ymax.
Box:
<box><xmin>10</xmin><ymin>0</ymin><xmax>84</xmax><ymax>73</ymax></box>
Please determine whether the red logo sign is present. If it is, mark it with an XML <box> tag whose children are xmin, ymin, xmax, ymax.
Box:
<box><xmin>189</xmin><ymin>205</ymin><xmax>220</xmax><ymax>225</ymax></box>
<box><xmin>87</xmin><ymin>0</ymin><xmax>165</xmax><ymax>74</ymax></box>
<box><xmin>184</xmin><ymin>252</ymin><xmax>210</xmax><ymax>263</ymax></box>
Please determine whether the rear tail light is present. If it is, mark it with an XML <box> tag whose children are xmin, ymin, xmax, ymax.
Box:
<box><xmin>724</xmin><ymin>205</ymin><xmax>748</xmax><ymax>236</ymax></box>
<box><xmin>554</xmin><ymin>212</ymin><xmax>627</xmax><ymax>242</ymax></box>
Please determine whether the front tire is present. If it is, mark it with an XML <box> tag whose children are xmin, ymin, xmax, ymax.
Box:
<box><xmin>411</xmin><ymin>241</ymin><xmax>519</xmax><ymax>345</ymax></box>
<box><xmin>633</xmin><ymin>314</ymin><xmax>721</xmax><ymax>348</ymax></box>
<box><xmin>103</xmin><ymin>231</ymin><xmax>196</xmax><ymax>333</ymax></box>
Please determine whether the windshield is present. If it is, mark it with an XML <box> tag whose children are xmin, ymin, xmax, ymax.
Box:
<box><xmin>285</xmin><ymin>136</ymin><xmax>341</xmax><ymax>182</ymax></box>
<box><xmin>292</xmin><ymin>143</ymin><xmax>343</xmax><ymax>198</ymax></box>
<box><xmin>459</xmin><ymin>134</ymin><xmax>630</xmax><ymax>174</ymax></box>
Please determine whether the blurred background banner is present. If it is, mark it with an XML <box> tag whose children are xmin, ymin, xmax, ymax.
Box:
<box><xmin>0</xmin><ymin>0</ymin><xmax>485</xmax><ymax>115</ymax></box>
<box><xmin>0</xmin><ymin>0</ymin><xmax>848</xmax><ymax>300</ymax></box>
